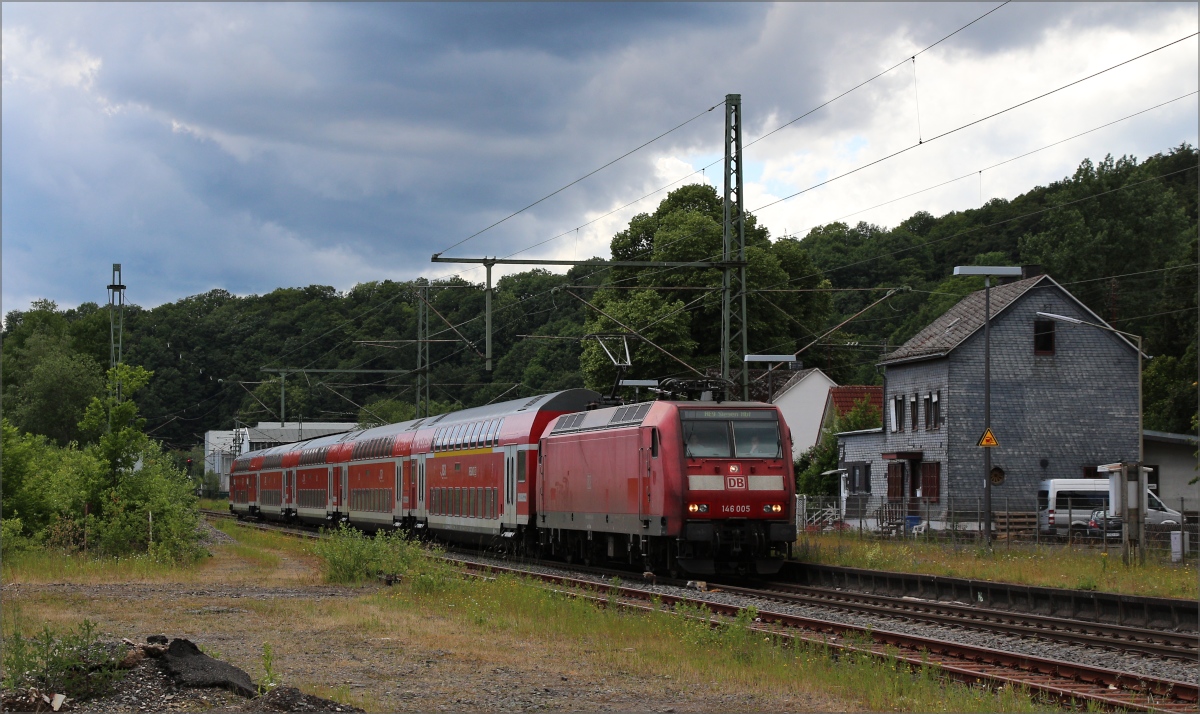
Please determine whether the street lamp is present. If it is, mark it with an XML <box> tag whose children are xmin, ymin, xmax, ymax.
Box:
<box><xmin>744</xmin><ymin>354</ymin><xmax>801</xmax><ymax>402</ymax></box>
<box><xmin>1037</xmin><ymin>311</ymin><xmax>1144</xmax><ymax>562</ymax></box>
<box><xmin>953</xmin><ymin>265</ymin><xmax>1023</xmax><ymax>547</ymax></box>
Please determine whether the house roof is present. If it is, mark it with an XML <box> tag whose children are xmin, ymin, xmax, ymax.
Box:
<box><xmin>879</xmin><ymin>274</ymin><xmax>1138</xmax><ymax>366</ymax></box>
<box><xmin>880</xmin><ymin>276</ymin><xmax>1046</xmax><ymax>364</ymax></box>
<box><xmin>770</xmin><ymin>367</ymin><xmax>836</xmax><ymax>403</ymax></box>
<box><xmin>825</xmin><ymin>385</ymin><xmax>883</xmax><ymax>418</ymax></box>
<box><xmin>1144</xmin><ymin>429</ymin><xmax>1198</xmax><ymax>447</ymax></box>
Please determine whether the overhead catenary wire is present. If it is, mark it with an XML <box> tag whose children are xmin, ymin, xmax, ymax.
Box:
<box><xmin>499</xmin><ymin>3</ymin><xmax>1012</xmax><ymax>264</ymax></box>
<box><xmin>793</xmin><ymin>90</ymin><xmax>1199</xmax><ymax>233</ymax></box>
<box><xmin>435</xmin><ymin>100</ymin><xmax>725</xmax><ymax>257</ymax></box>
<box><xmin>752</xmin><ymin>31</ymin><xmax>1200</xmax><ymax>215</ymax></box>
<box><xmin>744</xmin><ymin>1</ymin><xmax>1010</xmax><ymax>151</ymax></box>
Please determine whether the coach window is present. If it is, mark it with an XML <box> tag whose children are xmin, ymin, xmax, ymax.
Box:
<box><xmin>470</xmin><ymin>421</ymin><xmax>484</xmax><ymax>447</ymax></box>
<box><xmin>516</xmin><ymin>451</ymin><xmax>526</xmax><ymax>483</ymax></box>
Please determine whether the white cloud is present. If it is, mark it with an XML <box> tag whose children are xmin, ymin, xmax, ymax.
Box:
<box><xmin>1</xmin><ymin>26</ymin><xmax>101</xmax><ymax>90</ymax></box>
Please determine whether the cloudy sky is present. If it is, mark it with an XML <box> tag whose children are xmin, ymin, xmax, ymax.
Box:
<box><xmin>3</xmin><ymin>2</ymin><xmax>1196</xmax><ymax>312</ymax></box>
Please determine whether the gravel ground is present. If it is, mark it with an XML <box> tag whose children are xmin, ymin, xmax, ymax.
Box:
<box><xmin>449</xmin><ymin>552</ymin><xmax>1200</xmax><ymax>684</ymax></box>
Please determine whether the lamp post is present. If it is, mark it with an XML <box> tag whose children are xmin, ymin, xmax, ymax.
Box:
<box><xmin>954</xmin><ymin>266</ymin><xmax>1023</xmax><ymax>547</ymax></box>
<box><xmin>745</xmin><ymin>354</ymin><xmax>801</xmax><ymax>402</ymax></box>
<box><xmin>1037</xmin><ymin>311</ymin><xmax>1144</xmax><ymax>562</ymax></box>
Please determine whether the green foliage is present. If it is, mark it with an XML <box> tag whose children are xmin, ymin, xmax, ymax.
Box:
<box><xmin>356</xmin><ymin>397</ymin><xmax>459</xmax><ymax>428</ymax></box>
<box><xmin>1</xmin><ymin>420</ymin><xmax>202</xmax><ymax>561</ymax></box>
<box><xmin>259</xmin><ymin>642</ymin><xmax>281</xmax><ymax>694</ymax></box>
<box><xmin>2</xmin><ymin>312</ymin><xmax>105</xmax><ymax>446</ymax></box>
<box><xmin>312</xmin><ymin>524</ymin><xmax>445</xmax><ymax>585</ymax></box>
<box><xmin>79</xmin><ymin>364</ymin><xmax>154</xmax><ymax>485</ymax></box>
<box><xmin>1</xmin><ymin>617</ymin><xmax>126</xmax><ymax>699</ymax></box>
<box><xmin>3</xmin><ymin>145</ymin><xmax>1192</xmax><ymax>446</ymax></box>
<box><xmin>796</xmin><ymin>397</ymin><xmax>882</xmax><ymax>496</ymax></box>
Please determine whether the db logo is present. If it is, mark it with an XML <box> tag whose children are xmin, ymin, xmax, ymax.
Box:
<box><xmin>726</xmin><ymin>475</ymin><xmax>747</xmax><ymax>490</ymax></box>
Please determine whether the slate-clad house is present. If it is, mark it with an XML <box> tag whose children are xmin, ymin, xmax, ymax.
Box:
<box><xmin>837</xmin><ymin>271</ymin><xmax>1140</xmax><ymax>524</ymax></box>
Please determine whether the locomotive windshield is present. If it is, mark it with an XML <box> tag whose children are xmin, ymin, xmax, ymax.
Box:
<box><xmin>681</xmin><ymin>410</ymin><xmax>782</xmax><ymax>459</ymax></box>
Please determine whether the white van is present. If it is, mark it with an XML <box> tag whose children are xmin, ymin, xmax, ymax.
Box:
<box><xmin>1037</xmin><ymin>479</ymin><xmax>1180</xmax><ymax>536</ymax></box>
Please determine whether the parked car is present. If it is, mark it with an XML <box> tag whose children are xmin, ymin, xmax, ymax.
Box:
<box><xmin>1086</xmin><ymin>509</ymin><xmax>1122</xmax><ymax>540</ymax></box>
<box><xmin>1037</xmin><ymin>478</ymin><xmax>1181</xmax><ymax>536</ymax></box>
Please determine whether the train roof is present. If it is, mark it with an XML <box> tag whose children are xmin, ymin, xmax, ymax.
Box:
<box><xmin>232</xmin><ymin>388</ymin><xmax>601</xmax><ymax>467</ymax></box>
<box><xmin>547</xmin><ymin>399</ymin><xmax>780</xmax><ymax>436</ymax></box>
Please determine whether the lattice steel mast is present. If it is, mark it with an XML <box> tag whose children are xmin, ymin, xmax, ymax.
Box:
<box><xmin>721</xmin><ymin>94</ymin><xmax>748</xmax><ymax>400</ymax></box>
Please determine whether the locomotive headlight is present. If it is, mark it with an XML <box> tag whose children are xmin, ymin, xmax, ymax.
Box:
<box><xmin>764</xmin><ymin>504</ymin><xmax>783</xmax><ymax>513</ymax></box>
<box><xmin>688</xmin><ymin>503</ymin><xmax>709</xmax><ymax>514</ymax></box>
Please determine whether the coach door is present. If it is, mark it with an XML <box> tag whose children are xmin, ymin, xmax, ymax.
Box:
<box><xmin>284</xmin><ymin>470</ymin><xmax>294</xmax><ymax>509</ymax></box>
<box><xmin>340</xmin><ymin>466</ymin><xmax>349</xmax><ymax>512</ymax></box>
<box><xmin>502</xmin><ymin>445</ymin><xmax>518</xmax><ymax>528</ymax></box>
<box><xmin>639</xmin><ymin>429</ymin><xmax>652</xmax><ymax>523</ymax></box>
<box><xmin>416</xmin><ymin>454</ymin><xmax>426</xmax><ymax>516</ymax></box>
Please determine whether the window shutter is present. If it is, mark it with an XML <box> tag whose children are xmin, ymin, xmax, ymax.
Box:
<box><xmin>920</xmin><ymin>462</ymin><xmax>941</xmax><ymax>503</ymax></box>
<box><xmin>910</xmin><ymin>395</ymin><xmax>918</xmax><ymax>431</ymax></box>
<box><xmin>886</xmin><ymin>463</ymin><xmax>904</xmax><ymax>502</ymax></box>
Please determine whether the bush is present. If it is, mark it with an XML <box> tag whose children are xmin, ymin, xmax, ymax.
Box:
<box><xmin>1</xmin><ymin>421</ymin><xmax>202</xmax><ymax>562</ymax></box>
<box><xmin>312</xmin><ymin>524</ymin><xmax>442</xmax><ymax>585</ymax></box>
<box><xmin>1</xmin><ymin>617</ymin><xmax>126</xmax><ymax>699</ymax></box>
<box><xmin>1</xmin><ymin>517</ymin><xmax>34</xmax><ymax>557</ymax></box>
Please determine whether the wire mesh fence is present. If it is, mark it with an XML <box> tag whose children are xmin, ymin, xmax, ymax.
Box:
<box><xmin>796</xmin><ymin>494</ymin><xmax>1200</xmax><ymax>563</ymax></box>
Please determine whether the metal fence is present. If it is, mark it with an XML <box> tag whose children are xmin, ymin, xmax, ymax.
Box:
<box><xmin>796</xmin><ymin>494</ymin><xmax>1200</xmax><ymax>562</ymax></box>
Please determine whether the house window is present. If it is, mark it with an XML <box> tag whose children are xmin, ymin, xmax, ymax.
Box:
<box><xmin>848</xmin><ymin>462</ymin><xmax>872</xmax><ymax>493</ymax></box>
<box><xmin>910</xmin><ymin>395</ymin><xmax>918</xmax><ymax>431</ymax></box>
<box><xmin>890</xmin><ymin>396</ymin><xmax>904</xmax><ymax>433</ymax></box>
<box><xmin>922</xmin><ymin>394</ymin><xmax>932</xmax><ymax>430</ymax></box>
<box><xmin>930</xmin><ymin>392</ymin><xmax>941</xmax><ymax>430</ymax></box>
<box><xmin>1034</xmin><ymin>320</ymin><xmax>1055</xmax><ymax>355</ymax></box>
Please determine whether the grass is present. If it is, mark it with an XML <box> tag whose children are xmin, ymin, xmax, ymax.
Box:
<box><xmin>349</xmin><ymin>571</ymin><xmax>1052</xmax><ymax>712</ymax></box>
<box><xmin>1</xmin><ymin>548</ymin><xmax>194</xmax><ymax>584</ymax></box>
<box><xmin>4</xmin><ymin>521</ymin><xmax>1057</xmax><ymax>712</ymax></box>
<box><xmin>796</xmin><ymin>531</ymin><xmax>1199</xmax><ymax>600</ymax></box>
<box><xmin>196</xmin><ymin>497</ymin><xmax>227</xmax><ymax>512</ymax></box>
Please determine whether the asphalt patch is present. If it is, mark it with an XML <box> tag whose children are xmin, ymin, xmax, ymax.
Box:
<box><xmin>161</xmin><ymin>638</ymin><xmax>257</xmax><ymax>697</ymax></box>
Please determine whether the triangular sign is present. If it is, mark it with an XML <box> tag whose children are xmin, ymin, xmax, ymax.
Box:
<box><xmin>977</xmin><ymin>428</ymin><xmax>999</xmax><ymax>448</ymax></box>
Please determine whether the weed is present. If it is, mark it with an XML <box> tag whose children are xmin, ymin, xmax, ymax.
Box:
<box><xmin>311</xmin><ymin>524</ymin><xmax>442</xmax><ymax>585</ymax></box>
<box><xmin>1</xmin><ymin>619</ymin><xmax>126</xmax><ymax>699</ymax></box>
<box><xmin>258</xmin><ymin>642</ymin><xmax>281</xmax><ymax>694</ymax></box>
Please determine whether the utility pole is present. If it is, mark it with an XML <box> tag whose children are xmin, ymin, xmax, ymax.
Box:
<box><xmin>106</xmin><ymin>264</ymin><xmax>126</xmax><ymax>432</ymax></box>
<box><xmin>416</xmin><ymin>283</ymin><xmax>430</xmax><ymax>418</ymax></box>
<box><xmin>721</xmin><ymin>94</ymin><xmax>748</xmax><ymax>400</ymax></box>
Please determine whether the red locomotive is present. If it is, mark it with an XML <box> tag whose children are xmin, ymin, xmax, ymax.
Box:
<box><xmin>229</xmin><ymin>389</ymin><xmax>796</xmax><ymax>575</ymax></box>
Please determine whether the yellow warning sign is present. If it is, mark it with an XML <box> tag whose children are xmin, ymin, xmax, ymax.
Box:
<box><xmin>977</xmin><ymin>428</ymin><xmax>999</xmax><ymax>448</ymax></box>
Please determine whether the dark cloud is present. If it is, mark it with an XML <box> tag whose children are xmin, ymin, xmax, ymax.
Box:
<box><xmin>2</xmin><ymin>2</ymin><xmax>1194</xmax><ymax>310</ymax></box>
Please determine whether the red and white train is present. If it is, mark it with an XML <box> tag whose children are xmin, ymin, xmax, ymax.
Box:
<box><xmin>229</xmin><ymin>389</ymin><xmax>797</xmax><ymax>574</ymax></box>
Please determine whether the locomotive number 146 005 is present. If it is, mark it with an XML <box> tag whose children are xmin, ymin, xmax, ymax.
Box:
<box><xmin>721</xmin><ymin>504</ymin><xmax>751</xmax><ymax>514</ymax></box>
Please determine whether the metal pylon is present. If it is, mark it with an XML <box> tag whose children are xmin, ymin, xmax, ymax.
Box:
<box><xmin>107</xmin><ymin>263</ymin><xmax>126</xmax><ymax>406</ymax></box>
<box><xmin>720</xmin><ymin>94</ymin><xmax>748</xmax><ymax>400</ymax></box>
<box><xmin>415</xmin><ymin>282</ymin><xmax>430</xmax><ymax>418</ymax></box>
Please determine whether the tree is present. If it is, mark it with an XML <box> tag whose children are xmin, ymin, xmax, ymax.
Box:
<box><xmin>78</xmin><ymin>364</ymin><xmax>154</xmax><ymax>487</ymax></box>
<box><xmin>5</xmin><ymin>331</ymin><xmax>104</xmax><ymax>445</ymax></box>
<box><xmin>795</xmin><ymin>397</ymin><xmax>882</xmax><ymax>496</ymax></box>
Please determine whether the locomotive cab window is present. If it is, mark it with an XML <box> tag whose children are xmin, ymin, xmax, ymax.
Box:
<box><xmin>733</xmin><ymin>422</ymin><xmax>781</xmax><ymax>458</ymax></box>
<box><xmin>683</xmin><ymin>421</ymin><xmax>731</xmax><ymax>458</ymax></box>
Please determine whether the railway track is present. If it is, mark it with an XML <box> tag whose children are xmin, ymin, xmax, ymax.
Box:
<box><xmin>458</xmin><ymin>560</ymin><xmax>1199</xmax><ymax>713</ymax></box>
<box><xmin>716</xmin><ymin>580</ymin><xmax>1200</xmax><ymax>661</ymax></box>
<box><xmin>204</xmin><ymin>510</ymin><xmax>1198</xmax><ymax>711</ymax></box>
